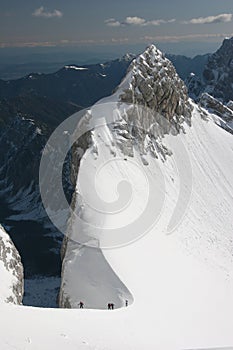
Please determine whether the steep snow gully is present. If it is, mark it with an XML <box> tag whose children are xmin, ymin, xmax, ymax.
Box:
<box><xmin>1</xmin><ymin>45</ymin><xmax>233</xmax><ymax>349</ymax></box>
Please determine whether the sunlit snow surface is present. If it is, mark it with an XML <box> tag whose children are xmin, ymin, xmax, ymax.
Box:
<box><xmin>1</xmin><ymin>44</ymin><xmax>233</xmax><ymax>350</ymax></box>
<box><xmin>1</xmin><ymin>104</ymin><xmax>233</xmax><ymax>349</ymax></box>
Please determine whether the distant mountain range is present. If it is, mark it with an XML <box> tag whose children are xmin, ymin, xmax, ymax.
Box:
<box><xmin>0</xmin><ymin>52</ymin><xmax>209</xmax><ymax>81</ymax></box>
<box><xmin>0</xmin><ymin>54</ymin><xmax>134</xmax><ymax>108</ymax></box>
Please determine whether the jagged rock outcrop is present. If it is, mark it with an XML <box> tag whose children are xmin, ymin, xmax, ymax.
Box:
<box><xmin>185</xmin><ymin>73</ymin><xmax>203</xmax><ymax>101</ymax></box>
<box><xmin>121</xmin><ymin>45</ymin><xmax>191</xmax><ymax>123</ymax></box>
<box><xmin>113</xmin><ymin>45</ymin><xmax>193</xmax><ymax>159</ymax></box>
<box><xmin>186</xmin><ymin>37</ymin><xmax>233</xmax><ymax>135</ymax></box>
<box><xmin>120</xmin><ymin>45</ymin><xmax>192</xmax><ymax>127</ymax></box>
<box><xmin>202</xmin><ymin>37</ymin><xmax>233</xmax><ymax>102</ymax></box>
<box><xmin>188</xmin><ymin>37</ymin><xmax>233</xmax><ymax>103</ymax></box>
<box><xmin>199</xmin><ymin>93</ymin><xmax>233</xmax><ymax>134</ymax></box>
<box><xmin>227</xmin><ymin>100</ymin><xmax>233</xmax><ymax>111</ymax></box>
<box><xmin>199</xmin><ymin>93</ymin><xmax>233</xmax><ymax>121</ymax></box>
<box><xmin>0</xmin><ymin>225</ymin><xmax>24</xmax><ymax>304</ymax></box>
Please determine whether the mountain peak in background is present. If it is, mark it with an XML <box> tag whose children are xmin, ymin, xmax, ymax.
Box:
<box><xmin>202</xmin><ymin>36</ymin><xmax>233</xmax><ymax>102</ymax></box>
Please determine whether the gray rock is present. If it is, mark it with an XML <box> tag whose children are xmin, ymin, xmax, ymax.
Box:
<box><xmin>0</xmin><ymin>225</ymin><xmax>24</xmax><ymax>304</ymax></box>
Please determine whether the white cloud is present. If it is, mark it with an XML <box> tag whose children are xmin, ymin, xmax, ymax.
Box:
<box><xmin>144</xmin><ymin>19</ymin><xmax>176</xmax><ymax>26</ymax></box>
<box><xmin>32</xmin><ymin>6</ymin><xmax>63</xmax><ymax>19</ymax></box>
<box><xmin>184</xmin><ymin>13</ymin><xmax>232</xmax><ymax>24</ymax></box>
<box><xmin>124</xmin><ymin>16</ymin><xmax>146</xmax><ymax>25</ymax></box>
<box><xmin>142</xmin><ymin>33</ymin><xmax>232</xmax><ymax>43</ymax></box>
<box><xmin>105</xmin><ymin>13</ymin><xmax>233</xmax><ymax>28</ymax></box>
<box><xmin>105</xmin><ymin>18</ymin><xmax>121</xmax><ymax>27</ymax></box>
<box><xmin>105</xmin><ymin>16</ymin><xmax>175</xmax><ymax>27</ymax></box>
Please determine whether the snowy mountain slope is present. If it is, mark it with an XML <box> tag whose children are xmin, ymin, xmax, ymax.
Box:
<box><xmin>1</xmin><ymin>105</ymin><xmax>233</xmax><ymax>350</ymax></box>
<box><xmin>1</xmin><ymin>45</ymin><xmax>233</xmax><ymax>349</ymax></box>
<box><xmin>0</xmin><ymin>225</ymin><xmax>23</xmax><ymax>304</ymax></box>
<box><xmin>56</xmin><ymin>46</ymin><xmax>233</xmax><ymax>347</ymax></box>
<box><xmin>59</xmin><ymin>45</ymin><xmax>193</xmax><ymax>308</ymax></box>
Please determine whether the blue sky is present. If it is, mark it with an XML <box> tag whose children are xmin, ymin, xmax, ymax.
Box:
<box><xmin>1</xmin><ymin>0</ymin><xmax>233</xmax><ymax>55</ymax></box>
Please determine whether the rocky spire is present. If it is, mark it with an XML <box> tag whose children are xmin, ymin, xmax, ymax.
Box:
<box><xmin>202</xmin><ymin>37</ymin><xmax>233</xmax><ymax>102</ymax></box>
<box><xmin>119</xmin><ymin>45</ymin><xmax>192</xmax><ymax>125</ymax></box>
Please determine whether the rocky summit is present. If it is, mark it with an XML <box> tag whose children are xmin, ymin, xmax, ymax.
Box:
<box><xmin>120</xmin><ymin>45</ymin><xmax>192</xmax><ymax>124</ymax></box>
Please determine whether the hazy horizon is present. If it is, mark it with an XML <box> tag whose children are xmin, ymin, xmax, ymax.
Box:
<box><xmin>1</xmin><ymin>0</ymin><xmax>233</xmax><ymax>63</ymax></box>
<box><xmin>0</xmin><ymin>39</ymin><xmax>226</xmax><ymax>66</ymax></box>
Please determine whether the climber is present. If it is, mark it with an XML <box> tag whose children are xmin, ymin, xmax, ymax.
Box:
<box><xmin>108</xmin><ymin>303</ymin><xmax>111</xmax><ymax>310</ymax></box>
<box><xmin>79</xmin><ymin>301</ymin><xmax>84</xmax><ymax>308</ymax></box>
<box><xmin>125</xmin><ymin>300</ymin><xmax>128</xmax><ymax>307</ymax></box>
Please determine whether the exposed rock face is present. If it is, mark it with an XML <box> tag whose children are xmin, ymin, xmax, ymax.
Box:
<box><xmin>186</xmin><ymin>37</ymin><xmax>233</xmax><ymax>135</ymax></box>
<box><xmin>0</xmin><ymin>225</ymin><xmax>24</xmax><ymax>304</ymax></box>
<box><xmin>185</xmin><ymin>73</ymin><xmax>203</xmax><ymax>101</ymax></box>
<box><xmin>227</xmin><ymin>100</ymin><xmax>233</xmax><ymax>111</ymax></box>
<box><xmin>120</xmin><ymin>45</ymin><xmax>192</xmax><ymax>129</ymax></box>
<box><xmin>188</xmin><ymin>37</ymin><xmax>233</xmax><ymax>103</ymax></box>
<box><xmin>111</xmin><ymin>45</ymin><xmax>193</xmax><ymax>160</ymax></box>
<box><xmin>199</xmin><ymin>93</ymin><xmax>233</xmax><ymax>134</ymax></box>
<box><xmin>200</xmin><ymin>93</ymin><xmax>233</xmax><ymax>121</ymax></box>
<box><xmin>202</xmin><ymin>37</ymin><xmax>233</xmax><ymax>102</ymax></box>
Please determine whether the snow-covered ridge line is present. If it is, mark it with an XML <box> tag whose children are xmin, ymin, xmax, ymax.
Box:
<box><xmin>59</xmin><ymin>44</ymin><xmax>195</xmax><ymax>310</ymax></box>
<box><xmin>64</xmin><ymin>65</ymin><xmax>88</xmax><ymax>71</ymax></box>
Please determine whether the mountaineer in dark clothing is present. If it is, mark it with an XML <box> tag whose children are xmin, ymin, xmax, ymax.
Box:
<box><xmin>79</xmin><ymin>301</ymin><xmax>84</xmax><ymax>308</ymax></box>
